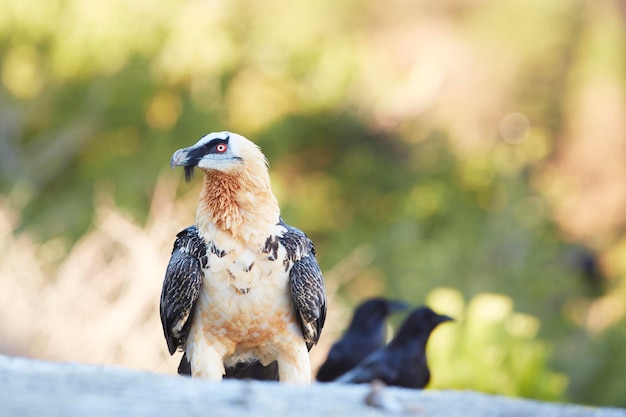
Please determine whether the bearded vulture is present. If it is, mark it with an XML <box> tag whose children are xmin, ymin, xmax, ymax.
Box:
<box><xmin>159</xmin><ymin>131</ymin><xmax>327</xmax><ymax>383</ymax></box>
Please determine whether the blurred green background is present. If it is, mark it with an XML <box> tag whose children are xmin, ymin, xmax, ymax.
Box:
<box><xmin>2</xmin><ymin>0</ymin><xmax>626</xmax><ymax>407</ymax></box>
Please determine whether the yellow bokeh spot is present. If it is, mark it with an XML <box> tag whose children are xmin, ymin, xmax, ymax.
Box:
<box><xmin>426</xmin><ymin>287</ymin><xmax>465</xmax><ymax>319</ymax></box>
<box><xmin>146</xmin><ymin>92</ymin><xmax>181</xmax><ymax>131</ymax></box>
<box><xmin>467</xmin><ymin>293</ymin><xmax>513</xmax><ymax>322</ymax></box>
<box><xmin>2</xmin><ymin>44</ymin><xmax>43</xmax><ymax>99</ymax></box>
<box><xmin>506</xmin><ymin>312</ymin><xmax>540</xmax><ymax>339</ymax></box>
<box><xmin>407</xmin><ymin>182</ymin><xmax>444</xmax><ymax>219</ymax></box>
<box><xmin>459</xmin><ymin>157</ymin><xmax>494</xmax><ymax>190</ymax></box>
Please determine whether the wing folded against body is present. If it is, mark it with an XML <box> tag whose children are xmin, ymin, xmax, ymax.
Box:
<box><xmin>336</xmin><ymin>350</ymin><xmax>400</xmax><ymax>385</ymax></box>
<box><xmin>278</xmin><ymin>219</ymin><xmax>327</xmax><ymax>350</ymax></box>
<box><xmin>160</xmin><ymin>226</ymin><xmax>207</xmax><ymax>355</ymax></box>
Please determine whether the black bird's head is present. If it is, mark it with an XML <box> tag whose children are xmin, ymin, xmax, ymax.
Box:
<box><xmin>170</xmin><ymin>131</ymin><xmax>265</xmax><ymax>182</ymax></box>
<box><xmin>393</xmin><ymin>306</ymin><xmax>453</xmax><ymax>345</ymax></box>
<box><xmin>349</xmin><ymin>297</ymin><xmax>409</xmax><ymax>334</ymax></box>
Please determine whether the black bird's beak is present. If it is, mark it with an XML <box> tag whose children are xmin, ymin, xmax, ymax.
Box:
<box><xmin>386</xmin><ymin>300</ymin><xmax>410</xmax><ymax>313</ymax></box>
<box><xmin>438</xmin><ymin>314</ymin><xmax>454</xmax><ymax>324</ymax></box>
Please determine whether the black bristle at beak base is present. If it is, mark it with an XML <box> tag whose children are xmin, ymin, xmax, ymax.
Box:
<box><xmin>184</xmin><ymin>166</ymin><xmax>195</xmax><ymax>182</ymax></box>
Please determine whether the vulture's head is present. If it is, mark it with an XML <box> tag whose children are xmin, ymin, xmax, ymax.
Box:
<box><xmin>170</xmin><ymin>131</ymin><xmax>278</xmax><ymax>239</ymax></box>
<box><xmin>170</xmin><ymin>131</ymin><xmax>267</xmax><ymax>182</ymax></box>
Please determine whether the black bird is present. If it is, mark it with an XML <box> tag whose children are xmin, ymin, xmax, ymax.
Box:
<box><xmin>316</xmin><ymin>297</ymin><xmax>409</xmax><ymax>382</ymax></box>
<box><xmin>224</xmin><ymin>361</ymin><xmax>279</xmax><ymax>380</ymax></box>
<box><xmin>178</xmin><ymin>353</ymin><xmax>279</xmax><ymax>381</ymax></box>
<box><xmin>336</xmin><ymin>306</ymin><xmax>453</xmax><ymax>389</ymax></box>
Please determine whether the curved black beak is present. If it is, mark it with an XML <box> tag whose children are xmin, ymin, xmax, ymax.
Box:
<box><xmin>170</xmin><ymin>148</ymin><xmax>189</xmax><ymax>170</ymax></box>
<box><xmin>170</xmin><ymin>147</ymin><xmax>197</xmax><ymax>182</ymax></box>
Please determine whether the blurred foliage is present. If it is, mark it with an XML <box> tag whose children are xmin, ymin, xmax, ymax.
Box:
<box><xmin>427</xmin><ymin>288</ymin><xmax>568</xmax><ymax>401</ymax></box>
<box><xmin>2</xmin><ymin>0</ymin><xmax>626</xmax><ymax>408</ymax></box>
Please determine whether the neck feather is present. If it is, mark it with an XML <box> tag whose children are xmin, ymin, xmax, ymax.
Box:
<box><xmin>196</xmin><ymin>168</ymin><xmax>280</xmax><ymax>245</ymax></box>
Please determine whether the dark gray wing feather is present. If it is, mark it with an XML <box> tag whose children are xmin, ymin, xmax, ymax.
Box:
<box><xmin>335</xmin><ymin>350</ymin><xmax>400</xmax><ymax>385</ymax></box>
<box><xmin>160</xmin><ymin>226</ymin><xmax>207</xmax><ymax>355</ymax></box>
<box><xmin>275</xmin><ymin>218</ymin><xmax>327</xmax><ymax>351</ymax></box>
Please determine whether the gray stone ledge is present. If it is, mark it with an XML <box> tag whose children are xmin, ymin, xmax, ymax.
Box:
<box><xmin>1</xmin><ymin>355</ymin><xmax>624</xmax><ymax>417</ymax></box>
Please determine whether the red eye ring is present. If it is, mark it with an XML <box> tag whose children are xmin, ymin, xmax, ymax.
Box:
<box><xmin>215</xmin><ymin>143</ymin><xmax>227</xmax><ymax>153</ymax></box>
